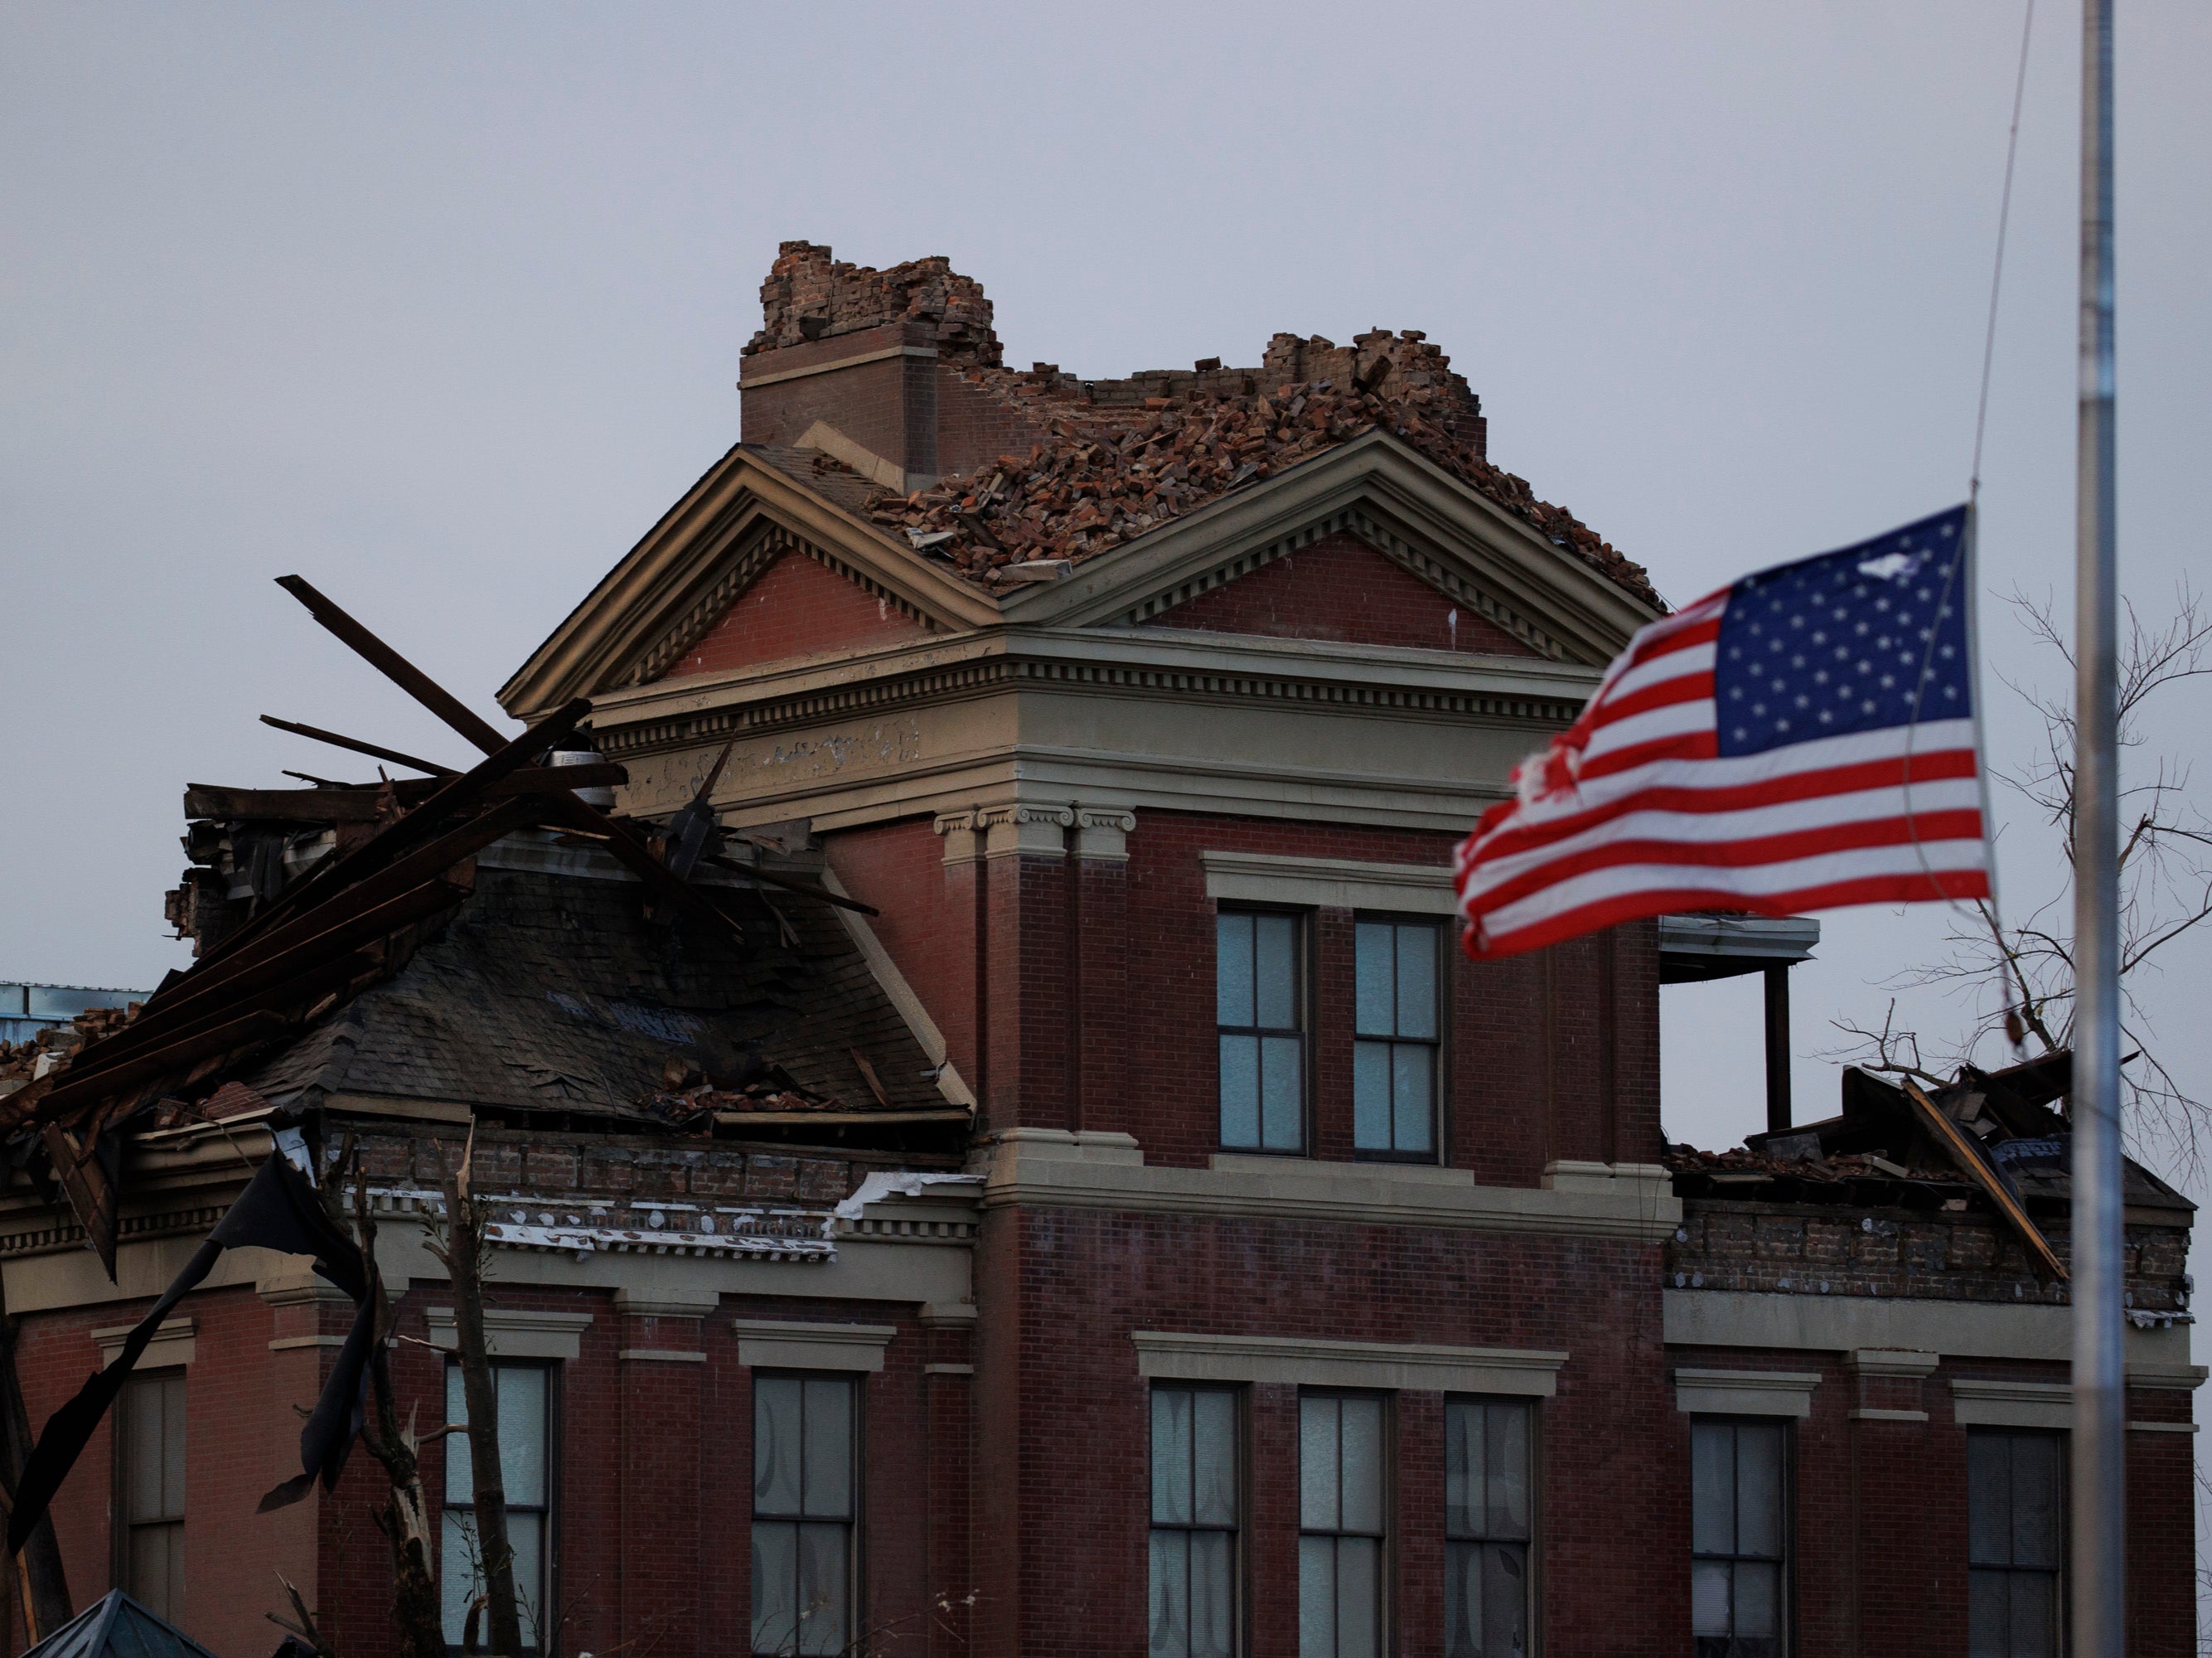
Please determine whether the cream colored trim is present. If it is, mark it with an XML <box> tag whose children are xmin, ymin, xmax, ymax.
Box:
<box><xmin>985</xmin><ymin>1133</ymin><xmax>1680</xmax><ymax>1241</ymax></box>
<box><xmin>619</xmin><ymin>1348</ymin><xmax>707</xmax><ymax>1364</ymax></box>
<box><xmin>820</xmin><ymin>865</ymin><xmax>975</xmax><ymax>1107</ymax></box>
<box><xmin>2131</xmin><ymin>1422</ymin><xmax>2200</xmax><ymax>1434</ymax></box>
<box><xmin>1135</xmin><ymin>1331</ymin><xmax>1566</xmax><ymax>1395</ymax></box>
<box><xmin>925</xmin><ymin>1363</ymin><xmax>975</xmax><ymax>1377</ymax></box>
<box><xmin>1665</xmin><ymin>1289</ymin><xmax>2200</xmax><ymax>1374</ymax></box>
<box><xmin>1951</xmin><ymin>1379</ymin><xmax>2073</xmax><ymax>1431</ymax></box>
<box><xmin>1850</xmin><ymin>1349</ymin><xmax>1940</xmax><ymax>1379</ymax></box>
<box><xmin>1074</xmin><ymin>806</ymin><xmax>1136</xmax><ymax>861</ymax></box>
<box><xmin>740</xmin><ymin>345</ymin><xmax>937</xmax><ymax>390</ymax></box>
<box><xmin>426</xmin><ymin>1307</ymin><xmax>593</xmax><ymax>1361</ymax></box>
<box><xmin>612</xmin><ymin>1286</ymin><xmax>720</xmax><ymax>1318</ymax></box>
<box><xmin>1851</xmin><ymin>1408</ymin><xmax>1929</xmax><ymax>1423</ymax></box>
<box><xmin>733</xmin><ymin>1318</ymin><xmax>897</xmax><ymax>1372</ymax></box>
<box><xmin>1201</xmin><ymin>851</ymin><xmax>1455</xmax><ymax>914</ymax></box>
<box><xmin>269</xmin><ymin>1334</ymin><xmax>349</xmax><ymax>1353</ymax></box>
<box><xmin>94</xmin><ymin>1317</ymin><xmax>194</xmax><ymax>1369</ymax></box>
<box><xmin>791</xmin><ymin>420</ymin><xmax>908</xmax><ymax>492</ymax></box>
<box><xmin>1673</xmin><ymin>1368</ymin><xmax>1821</xmax><ymax>1418</ymax></box>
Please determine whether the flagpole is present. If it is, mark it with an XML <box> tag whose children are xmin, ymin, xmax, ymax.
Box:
<box><xmin>2071</xmin><ymin>0</ymin><xmax>2124</xmax><ymax>1652</ymax></box>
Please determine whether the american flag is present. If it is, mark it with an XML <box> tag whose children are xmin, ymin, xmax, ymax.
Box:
<box><xmin>1454</xmin><ymin>506</ymin><xmax>1992</xmax><ymax>957</ymax></box>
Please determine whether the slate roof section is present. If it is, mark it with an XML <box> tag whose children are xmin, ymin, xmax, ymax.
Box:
<box><xmin>21</xmin><ymin>1590</ymin><xmax>221</xmax><ymax>1658</ymax></box>
<box><xmin>242</xmin><ymin>857</ymin><xmax>941</xmax><ymax>1127</ymax></box>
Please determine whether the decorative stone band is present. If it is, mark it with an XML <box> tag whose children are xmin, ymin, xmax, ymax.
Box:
<box><xmin>363</xmin><ymin>1187</ymin><xmax>839</xmax><ymax>1264</ymax></box>
<box><xmin>93</xmin><ymin>1317</ymin><xmax>194</xmax><ymax>1370</ymax></box>
<box><xmin>1133</xmin><ymin>1331</ymin><xmax>1567</xmax><ymax>1396</ymax></box>
<box><xmin>1200</xmin><ymin>850</ymin><xmax>1457</xmax><ymax>916</ymax></box>
<box><xmin>426</xmin><ymin>1307</ymin><xmax>593</xmax><ymax>1362</ymax></box>
<box><xmin>733</xmin><ymin>1318</ymin><xmax>898</xmax><ymax>1373</ymax></box>
<box><xmin>1949</xmin><ymin>1377</ymin><xmax>2201</xmax><ymax>1435</ymax></box>
<box><xmin>1673</xmin><ymin>1368</ymin><xmax>1822</xmax><ymax>1418</ymax></box>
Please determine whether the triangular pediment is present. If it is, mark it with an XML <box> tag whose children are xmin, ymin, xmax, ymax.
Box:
<box><xmin>501</xmin><ymin>444</ymin><xmax>999</xmax><ymax>716</ymax></box>
<box><xmin>998</xmin><ymin>429</ymin><xmax>1663</xmax><ymax>667</ymax></box>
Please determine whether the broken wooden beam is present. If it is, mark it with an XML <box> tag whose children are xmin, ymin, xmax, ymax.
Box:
<box><xmin>259</xmin><ymin>715</ymin><xmax>458</xmax><ymax>777</ymax></box>
<box><xmin>1902</xmin><ymin>1079</ymin><xmax>2070</xmax><ymax>1282</ymax></box>
<box><xmin>274</xmin><ymin>574</ymin><xmax>511</xmax><ymax>756</ymax></box>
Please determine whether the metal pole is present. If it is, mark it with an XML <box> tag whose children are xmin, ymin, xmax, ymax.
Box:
<box><xmin>1762</xmin><ymin>965</ymin><xmax>1792</xmax><ymax>1136</ymax></box>
<box><xmin>2072</xmin><ymin>2</ymin><xmax>2124</xmax><ymax>1654</ymax></box>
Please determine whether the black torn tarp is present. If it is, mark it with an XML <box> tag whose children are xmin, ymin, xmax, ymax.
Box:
<box><xmin>7</xmin><ymin>1149</ymin><xmax>373</xmax><ymax>1553</ymax></box>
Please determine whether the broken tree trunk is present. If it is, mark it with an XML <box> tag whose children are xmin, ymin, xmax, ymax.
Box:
<box><xmin>435</xmin><ymin>1137</ymin><xmax>523</xmax><ymax>1657</ymax></box>
<box><xmin>345</xmin><ymin>1166</ymin><xmax>447</xmax><ymax>1658</ymax></box>
<box><xmin>0</xmin><ymin>1275</ymin><xmax>74</xmax><ymax>1639</ymax></box>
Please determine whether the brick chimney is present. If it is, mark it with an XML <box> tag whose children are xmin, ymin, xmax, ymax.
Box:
<box><xmin>738</xmin><ymin>242</ymin><xmax>1004</xmax><ymax>494</ymax></box>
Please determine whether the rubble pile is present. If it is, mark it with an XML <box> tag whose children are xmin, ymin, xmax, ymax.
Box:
<box><xmin>641</xmin><ymin>1054</ymin><xmax>847</xmax><ymax>1130</ymax></box>
<box><xmin>747</xmin><ymin>240</ymin><xmax>1001</xmax><ymax>365</ymax></box>
<box><xmin>0</xmin><ymin>1004</ymin><xmax>142</xmax><ymax>1090</ymax></box>
<box><xmin>864</xmin><ymin>336</ymin><xmax>1654</xmax><ymax>603</ymax></box>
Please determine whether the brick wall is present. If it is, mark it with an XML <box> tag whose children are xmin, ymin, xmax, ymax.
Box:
<box><xmin>657</xmin><ymin>550</ymin><xmax>924</xmax><ymax>682</ymax></box>
<box><xmin>1152</xmin><ymin>530</ymin><xmax>1535</xmax><ymax>654</ymax></box>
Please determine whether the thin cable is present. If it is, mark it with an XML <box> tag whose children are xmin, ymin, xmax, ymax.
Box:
<box><xmin>1971</xmin><ymin>0</ymin><xmax>2038</xmax><ymax>505</ymax></box>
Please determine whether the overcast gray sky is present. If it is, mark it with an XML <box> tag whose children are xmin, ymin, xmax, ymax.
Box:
<box><xmin>6</xmin><ymin>4</ymin><xmax>2207</xmax><ymax>1168</ymax></box>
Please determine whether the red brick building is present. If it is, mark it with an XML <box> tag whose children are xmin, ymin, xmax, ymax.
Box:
<box><xmin>0</xmin><ymin>244</ymin><xmax>2196</xmax><ymax>1656</ymax></box>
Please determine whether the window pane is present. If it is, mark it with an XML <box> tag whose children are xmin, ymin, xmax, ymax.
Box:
<box><xmin>1690</xmin><ymin>1559</ymin><xmax>1730</xmax><ymax>1636</ymax></box>
<box><xmin>752</xmin><ymin>1518</ymin><xmax>799</xmax><ymax>1656</ymax></box>
<box><xmin>1261</xmin><ymin>1036</ymin><xmax>1303</xmax><ymax>1150</ymax></box>
<box><xmin>1734</xmin><ymin>1560</ymin><xmax>1779</xmax><ymax>1636</ymax></box>
<box><xmin>754</xmin><ymin>1376</ymin><xmax>803</xmax><ymax>1515</ymax></box>
<box><xmin>1355</xmin><ymin>923</ymin><xmax>1394</xmax><ymax>1035</ymax></box>
<box><xmin>1153</xmin><ymin>1389</ymin><xmax>1193</xmax><ymax>1526</ymax></box>
<box><xmin>1691</xmin><ymin>1422</ymin><xmax>1735</xmax><ymax>1556</ymax></box>
<box><xmin>442</xmin><ymin>1512</ymin><xmax>479</xmax><ymax>1645</ymax></box>
<box><xmin>796</xmin><ymin>1520</ymin><xmax>849</xmax><ymax>1655</ymax></box>
<box><xmin>1482</xmin><ymin>1542</ymin><xmax>1528</xmax><ymax>1657</ymax></box>
<box><xmin>1192</xmin><ymin>1389</ymin><xmax>1238</xmax><ymax>1528</ymax></box>
<box><xmin>1445</xmin><ymin>1539</ymin><xmax>1479</xmax><ymax>1658</ymax></box>
<box><xmin>1967</xmin><ymin>1432</ymin><xmax>2011</xmax><ymax>1567</ymax></box>
<box><xmin>2009</xmin><ymin>1570</ymin><xmax>2055</xmax><ymax>1658</ymax></box>
<box><xmin>159</xmin><ymin>1376</ymin><xmax>186</xmax><ymax>1518</ymax></box>
<box><xmin>1392</xmin><ymin>1044</ymin><xmax>1433</xmax><ymax>1153</ymax></box>
<box><xmin>1150</xmin><ymin>1529</ymin><xmax>1190</xmax><ymax>1658</ymax></box>
<box><xmin>1735</xmin><ymin>1423</ymin><xmax>1783</xmax><ymax>1559</ymax></box>
<box><xmin>1445</xmin><ymin>1401</ymin><xmax>1478</xmax><ymax>1539</ymax></box>
<box><xmin>1189</xmin><ymin>1529</ymin><xmax>1235</xmax><ymax>1658</ymax></box>
<box><xmin>1299</xmin><ymin>1535</ymin><xmax>1335</xmax><ymax>1658</ymax></box>
<box><xmin>508</xmin><ymin>1510</ymin><xmax>545</xmax><ymax>1646</ymax></box>
<box><xmin>1333</xmin><ymin>1536</ymin><xmax>1380</xmax><ymax>1658</ymax></box>
<box><xmin>801</xmin><ymin>1377</ymin><xmax>853</xmax><ymax>1519</ymax></box>
<box><xmin>1216</xmin><ymin>914</ymin><xmax>1254</xmax><ymax>1027</ymax></box>
<box><xmin>1300</xmin><ymin>1397</ymin><xmax>1339</xmax><ymax>1531</ymax></box>
<box><xmin>1219</xmin><ymin>1035</ymin><xmax>1260</xmax><ymax>1148</ymax></box>
<box><xmin>127</xmin><ymin>1380</ymin><xmax>165</xmax><ymax>1523</ymax></box>
<box><xmin>1255</xmin><ymin>915</ymin><xmax>1296</xmax><ymax>1029</ymax></box>
<box><xmin>445</xmin><ymin>1366</ymin><xmax>473</xmax><ymax>1504</ymax></box>
<box><xmin>1353</xmin><ymin>1041</ymin><xmax>1392</xmax><ymax>1150</ymax></box>
<box><xmin>1396</xmin><ymin>926</ymin><xmax>1436</xmax><ymax>1040</ymax></box>
<box><xmin>2009</xmin><ymin>1435</ymin><xmax>2060</xmax><ymax>1570</ymax></box>
<box><xmin>498</xmin><ymin>1366</ymin><xmax>548</xmax><ymax>1508</ymax></box>
<box><xmin>1488</xmin><ymin>1403</ymin><xmax>1531</xmax><ymax>1541</ymax></box>
<box><xmin>1338</xmin><ymin>1398</ymin><xmax>1384</xmax><ymax>1535</ymax></box>
<box><xmin>128</xmin><ymin>1524</ymin><xmax>178</xmax><ymax>1621</ymax></box>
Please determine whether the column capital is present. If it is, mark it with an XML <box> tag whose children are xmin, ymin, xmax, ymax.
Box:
<box><xmin>1073</xmin><ymin>805</ymin><xmax>1137</xmax><ymax>863</ymax></box>
<box><xmin>976</xmin><ymin>803</ymin><xmax>1075</xmax><ymax>860</ymax></box>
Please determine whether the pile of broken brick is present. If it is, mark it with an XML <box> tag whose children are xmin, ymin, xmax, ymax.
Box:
<box><xmin>865</xmin><ymin>359</ymin><xmax>1657</xmax><ymax>604</ymax></box>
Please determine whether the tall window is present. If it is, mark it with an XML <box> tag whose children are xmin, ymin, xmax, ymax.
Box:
<box><xmin>443</xmin><ymin>1364</ymin><xmax>554</xmax><ymax>1650</ymax></box>
<box><xmin>1353</xmin><ymin>919</ymin><xmax>1440</xmax><ymax>1156</ymax></box>
<box><xmin>1445</xmin><ymin>1398</ymin><xmax>1532</xmax><ymax>1658</ymax></box>
<box><xmin>116</xmin><ymin>1370</ymin><xmax>186</xmax><ymax>1618</ymax></box>
<box><xmin>1150</xmin><ymin>1385</ymin><xmax>1239</xmax><ymax>1658</ymax></box>
<box><xmin>1217</xmin><ymin>910</ymin><xmax>1304</xmax><ymax>1152</ymax></box>
<box><xmin>1690</xmin><ymin>1418</ymin><xmax>1787</xmax><ymax>1657</ymax></box>
<box><xmin>753</xmin><ymin>1374</ymin><xmax>858</xmax><ymax>1658</ymax></box>
<box><xmin>1300</xmin><ymin>1394</ymin><xmax>1386</xmax><ymax>1658</ymax></box>
<box><xmin>1968</xmin><ymin>1429</ymin><xmax>2063</xmax><ymax>1657</ymax></box>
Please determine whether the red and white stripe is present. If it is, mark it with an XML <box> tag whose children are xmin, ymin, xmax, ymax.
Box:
<box><xmin>1453</xmin><ymin>589</ymin><xmax>1992</xmax><ymax>957</ymax></box>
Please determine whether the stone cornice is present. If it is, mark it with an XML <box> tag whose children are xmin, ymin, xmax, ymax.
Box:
<box><xmin>585</xmin><ymin>623</ymin><xmax>1594</xmax><ymax>762</ymax></box>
